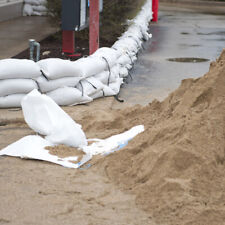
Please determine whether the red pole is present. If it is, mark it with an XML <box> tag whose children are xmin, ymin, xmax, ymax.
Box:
<box><xmin>152</xmin><ymin>0</ymin><xmax>159</xmax><ymax>22</ymax></box>
<box><xmin>62</xmin><ymin>30</ymin><xmax>74</xmax><ymax>54</ymax></box>
<box><xmin>89</xmin><ymin>0</ymin><xmax>99</xmax><ymax>55</ymax></box>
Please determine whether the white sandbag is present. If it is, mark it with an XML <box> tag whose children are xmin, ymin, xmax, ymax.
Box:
<box><xmin>119</xmin><ymin>67</ymin><xmax>129</xmax><ymax>78</ymax></box>
<box><xmin>76</xmin><ymin>76</ymin><xmax>104</xmax><ymax>97</ymax></box>
<box><xmin>109</xmin><ymin>78</ymin><xmax>123</xmax><ymax>94</ymax></box>
<box><xmin>32</xmin><ymin>5</ymin><xmax>47</xmax><ymax>12</ymax></box>
<box><xmin>117</xmin><ymin>54</ymin><xmax>133</xmax><ymax>66</ymax></box>
<box><xmin>91</xmin><ymin>47</ymin><xmax>120</xmax><ymax>67</ymax></box>
<box><xmin>37</xmin><ymin>58</ymin><xmax>82</xmax><ymax>80</ymax></box>
<box><xmin>23</xmin><ymin>4</ymin><xmax>33</xmax><ymax>16</ymax></box>
<box><xmin>72</xmin><ymin>57</ymin><xmax>107</xmax><ymax>78</ymax></box>
<box><xmin>90</xmin><ymin>85</ymin><xmax>115</xmax><ymax>99</ymax></box>
<box><xmin>103</xmin><ymin>85</ymin><xmax>116</xmax><ymax>96</ymax></box>
<box><xmin>0</xmin><ymin>59</ymin><xmax>41</xmax><ymax>79</ymax></box>
<box><xmin>47</xmin><ymin>87</ymin><xmax>92</xmax><ymax>106</ymax></box>
<box><xmin>24</xmin><ymin>0</ymin><xmax>47</xmax><ymax>6</ymax></box>
<box><xmin>0</xmin><ymin>94</ymin><xmax>25</xmax><ymax>108</ymax></box>
<box><xmin>94</xmin><ymin>68</ymin><xmax>119</xmax><ymax>85</ymax></box>
<box><xmin>32</xmin><ymin>11</ymin><xmax>47</xmax><ymax>16</ymax></box>
<box><xmin>36</xmin><ymin>76</ymin><xmax>82</xmax><ymax>93</ymax></box>
<box><xmin>21</xmin><ymin>89</ymin><xmax>88</xmax><ymax>147</ymax></box>
<box><xmin>0</xmin><ymin>79</ymin><xmax>38</xmax><ymax>97</ymax></box>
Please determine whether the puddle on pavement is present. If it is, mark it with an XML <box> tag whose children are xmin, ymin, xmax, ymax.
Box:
<box><xmin>181</xmin><ymin>32</ymin><xmax>190</xmax><ymax>35</ymax></box>
<box><xmin>167</xmin><ymin>57</ymin><xmax>209</xmax><ymax>63</ymax></box>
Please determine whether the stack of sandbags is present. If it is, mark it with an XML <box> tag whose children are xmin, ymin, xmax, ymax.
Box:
<box><xmin>23</xmin><ymin>0</ymin><xmax>48</xmax><ymax>16</ymax></box>
<box><xmin>36</xmin><ymin>58</ymin><xmax>92</xmax><ymax>106</ymax></box>
<box><xmin>0</xmin><ymin>59</ymin><xmax>41</xmax><ymax>108</ymax></box>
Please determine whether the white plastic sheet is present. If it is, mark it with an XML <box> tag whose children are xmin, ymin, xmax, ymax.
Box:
<box><xmin>0</xmin><ymin>135</ymin><xmax>91</xmax><ymax>168</ymax></box>
<box><xmin>0</xmin><ymin>126</ymin><xmax>144</xmax><ymax>168</ymax></box>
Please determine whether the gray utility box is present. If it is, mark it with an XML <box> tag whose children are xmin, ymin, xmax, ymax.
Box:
<box><xmin>62</xmin><ymin>0</ymin><xmax>88</xmax><ymax>31</ymax></box>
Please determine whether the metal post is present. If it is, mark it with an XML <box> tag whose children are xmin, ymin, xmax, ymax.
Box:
<box><xmin>62</xmin><ymin>30</ymin><xmax>75</xmax><ymax>54</ymax></box>
<box><xmin>89</xmin><ymin>0</ymin><xmax>99</xmax><ymax>55</ymax></box>
<box><xmin>152</xmin><ymin>0</ymin><xmax>159</xmax><ymax>22</ymax></box>
<box><xmin>29</xmin><ymin>39</ymin><xmax>40</xmax><ymax>62</ymax></box>
<box><xmin>62</xmin><ymin>30</ymin><xmax>81</xmax><ymax>57</ymax></box>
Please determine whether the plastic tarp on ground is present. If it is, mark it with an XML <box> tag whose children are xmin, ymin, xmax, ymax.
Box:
<box><xmin>0</xmin><ymin>90</ymin><xmax>144</xmax><ymax>168</ymax></box>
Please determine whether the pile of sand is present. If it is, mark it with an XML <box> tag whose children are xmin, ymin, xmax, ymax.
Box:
<box><xmin>94</xmin><ymin>49</ymin><xmax>225</xmax><ymax>225</ymax></box>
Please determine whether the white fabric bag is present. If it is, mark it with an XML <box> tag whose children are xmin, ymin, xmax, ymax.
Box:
<box><xmin>72</xmin><ymin>57</ymin><xmax>107</xmax><ymax>78</ymax></box>
<box><xmin>37</xmin><ymin>58</ymin><xmax>82</xmax><ymax>80</ymax></box>
<box><xmin>90</xmin><ymin>85</ymin><xmax>115</xmax><ymax>99</ymax></box>
<box><xmin>36</xmin><ymin>76</ymin><xmax>82</xmax><ymax>93</ymax></box>
<box><xmin>91</xmin><ymin>47</ymin><xmax>120</xmax><ymax>67</ymax></box>
<box><xmin>76</xmin><ymin>76</ymin><xmax>104</xmax><ymax>97</ymax></box>
<box><xmin>0</xmin><ymin>59</ymin><xmax>41</xmax><ymax>79</ymax></box>
<box><xmin>0</xmin><ymin>94</ymin><xmax>25</xmax><ymax>108</ymax></box>
<box><xmin>0</xmin><ymin>79</ymin><xmax>38</xmax><ymax>97</ymax></box>
<box><xmin>21</xmin><ymin>89</ymin><xmax>88</xmax><ymax>147</ymax></box>
<box><xmin>47</xmin><ymin>87</ymin><xmax>92</xmax><ymax>106</ymax></box>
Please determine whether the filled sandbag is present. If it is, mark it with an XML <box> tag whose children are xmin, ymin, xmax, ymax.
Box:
<box><xmin>32</xmin><ymin>5</ymin><xmax>47</xmax><ymax>12</ymax></box>
<box><xmin>109</xmin><ymin>78</ymin><xmax>123</xmax><ymax>94</ymax></box>
<box><xmin>47</xmin><ymin>87</ymin><xmax>92</xmax><ymax>106</ymax></box>
<box><xmin>94</xmin><ymin>67</ymin><xmax>119</xmax><ymax>85</ymax></box>
<box><xmin>37</xmin><ymin>58</ymin><xmax>82</xmax><ymax>80</ymax></box>
<box><xmin>36</xmin><ymin>76</ymin><xmax>82</xmax><ymax>93</ymax></box>
<box><xmin>21</xmin><ymin>89</ymin><xmax>87</xmax><ymax>147</ymax></box>
<box><xmin>0</xmin><ymin>79</ymin><xmax>38</xmax><ymax>97</ymax></box>
<box><xmin>119</xmin><ymin>67</ymin><xmax>129</xmax><ymax>78</ymax></box>
<box><xmin>76</xmin><ymin>76</ymin><xmax>104</xmax><ymax>97</ymax></box>
<box><xmin>90</xmin><ymin>85</ymin><xmax>116</xmax><ymax>99</ymax></box>
<box><xmin>72</xmin><ymin>57</ymin><xmax>107</xmax><ymax>78</ymax></box>
<box><xmin>23</xmin><ymin>4</ymin><xmax>33</xmax><ymax>16</ymax></box>
<box><xmin>0</xmin><ymin>59</ymin><xmax>41</xmax><ymax>79</ymax></box>
<box><xmin>24</xmin><ymin>0</ymin><xmax>47</xmax><ymax>5</ymax></box>
<box><xmin>0</xmin><ymin>94</ymin><xmax>25</xmax><ymax>108</ymax></box>
<box><xmin>91</xmin><ymin>47</ymin><xmax>120</xmax><ymax>67</ymax></box>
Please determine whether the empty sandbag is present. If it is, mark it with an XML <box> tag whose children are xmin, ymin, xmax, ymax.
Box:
<box><xmin>90</xmin><ymin>85</ymin><xmax>116</xmax><ymax>99</ymax></box>
<box><xmin>21</xmin><ymin>89</ymin><xmax>88</xmax><ymax>147</ymax></box>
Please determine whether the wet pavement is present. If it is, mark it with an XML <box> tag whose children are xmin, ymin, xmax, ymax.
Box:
<box><xmin>119</xmin><ymin>9</ymin><xmax>225</xmax><ymax>105</ymax></box>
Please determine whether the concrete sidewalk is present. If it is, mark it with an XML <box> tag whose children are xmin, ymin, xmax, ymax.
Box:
<box><xmin>0</xmin><ymin>16</ymin><xmax>57</xmax><ymax>59</ymax></box>
<box><xmin>159</xmin><ymin>0</ymin><xmax>225</xmax><ymax>14</ymax></box>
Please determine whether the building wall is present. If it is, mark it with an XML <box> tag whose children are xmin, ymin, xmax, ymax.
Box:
<box><xmin>0</xmin><ymin>0</ymin><xmax>23</xmax><ymax>22</ymax></box>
